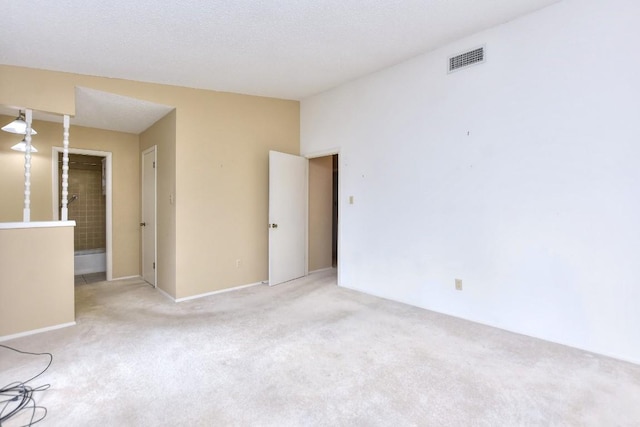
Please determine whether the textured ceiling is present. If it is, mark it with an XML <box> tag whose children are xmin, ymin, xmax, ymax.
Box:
<box><xmin>71</xmin><ymin>88</ymin><xmax>174</xmax><ymax>134</ymax></box>
<box><xmin>1</xmin><ymin>0</ymin><xmax>560</xmax><ymax>101</ymax></box>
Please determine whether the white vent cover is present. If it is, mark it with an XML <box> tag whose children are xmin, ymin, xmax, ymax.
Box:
<box><xmin>448</xmin><ymin>46</ymin><xmax>485</xmax><ymax>73</ymax></box>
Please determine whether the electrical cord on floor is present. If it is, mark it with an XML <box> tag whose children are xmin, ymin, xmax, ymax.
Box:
<box><xmin>0</xmin><ymin>344</ymin><xmax>52</xmax><ymax>426</ymax></box>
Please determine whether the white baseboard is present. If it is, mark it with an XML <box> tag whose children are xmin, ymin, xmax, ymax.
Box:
<box><xmin>0</xmin><ymin>322</ymin><xmax>76</xmax><ymax>342</ymax></box>
<box><xmin>110</xmin><ymin>275</ymin><xmax>143</xmax><ymax>281</ymax></box>
<box><xmin>174</xmin><ymin>281</ymin><xmax>264</xmax><ymax>303</ymax></box>
<box><xmin>156</xmin><ymin>286</ymin><xmax>176</xmax><ymax>302</ymax></box>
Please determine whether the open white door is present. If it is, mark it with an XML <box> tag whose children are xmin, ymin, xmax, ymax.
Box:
<box><xmin>269</xmin><ymin>151</ymin><xmax>308</xmax><ymax>286</ymax></box>
<box><xmin>142</xmin><ymin>147</ymin><xmax>157</xmax><ymax>286</ymax></box>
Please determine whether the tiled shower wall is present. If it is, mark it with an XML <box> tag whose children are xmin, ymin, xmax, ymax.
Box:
<box><xmin>59</xmin><ymin>154</ymin><xmax>106</xmax><ymax>251</ymax></box>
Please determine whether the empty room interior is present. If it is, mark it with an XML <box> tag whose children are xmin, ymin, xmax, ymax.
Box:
<box><xmin>1</xmin><ymin>0</ymin><xmax>639</xmax><ymax>425</ymax></box>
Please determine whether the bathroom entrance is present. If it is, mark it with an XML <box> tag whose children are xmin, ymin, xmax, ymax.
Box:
<box><xmin>54</xmin><ymin>149</ymin><xmax>112</xmax><ymax>282</ymax></box>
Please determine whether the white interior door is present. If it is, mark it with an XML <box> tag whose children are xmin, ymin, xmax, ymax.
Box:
<box><xmin>142</xmin><ymin>147</ymin><xmax>157</xmax><ymax>286</ymax></box>
<box><xmin>269</xmin><ymin>150</ymin><xmax>308</xmax><ymax>286</ymax></box>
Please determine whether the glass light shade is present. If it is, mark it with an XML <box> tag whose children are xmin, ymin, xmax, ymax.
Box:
<box><xmin>11</xmin><ymin>139</ymin><xmax>38</xmax><ymax>153</ymax></box>
<box><xmin>2</xmin><ymin>112</ymin><xmax>38</xmax><ymax>135</ymax></box>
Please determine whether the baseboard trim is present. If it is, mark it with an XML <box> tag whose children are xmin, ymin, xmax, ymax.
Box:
<box><xmin>110</xmin><ymin>275</ymin><xmax>143</xmax><ymax>281</ymax></box>
<box><xmin>174</xmin><ymin>281</ymin><xmax>264</xmax><ymax>303</ymax></box>
<box><xmin>156</xmin><ymin>286</ymin><xmax>176</xmax><ymax>302</ymax></box>
<box><xmin>0</xmin><ymin>322</ymin><xmax>76</xmax><ymax>342</ymax></box>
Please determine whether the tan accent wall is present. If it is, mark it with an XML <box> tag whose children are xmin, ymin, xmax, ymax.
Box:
<box><xmin>0</xmin><ymin>65</ymin><xmax>300</xmax><ymax>298</ymax></box>
<box><xmin>173</xmin><ymin>93</ymin><xmax>299</xmax><ymax>298</ymax></box>
<box><xmin>140</xmin><ymin>111</ymin><xmax>176</xmax><ymax>297</ymax></box>
<box><xmin>0</xmin><ymin>66</ymin><xmax>77</xmax><ymax>116</ymax></box>
<box><xmin>0</xmin><ymin>225</ymin><xmax>75</xmax><ymax>337</ymax></box>
<box><xmin>308</xmin><ymin>156</ymin><xmax>334</xmax><ymax>271</ymax></box>
<box><xmin>0</xmin><ymin>116</ymin><xmax>140</xmax><ymax>278</ymax></box>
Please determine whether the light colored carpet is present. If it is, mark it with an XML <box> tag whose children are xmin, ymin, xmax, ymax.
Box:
<box><xmin>1</xmin><ymin>270</ymin><xmax>639</xmax><ymax>426</ymax></box>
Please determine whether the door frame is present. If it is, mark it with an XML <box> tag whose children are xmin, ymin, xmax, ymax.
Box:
<box><xmin>141</xmin><ymin>146</ymin><xmax>157</xmax><ymax>287</ymax></box>
<box><xmin>52</xmin><ymin>147</ymin><xmax>113</xmax><ymax>281</ymax></box>
<box><xmin>305</xmin><ymin>148</ymin><xmax>341</xmax><ymax>286</ymax></box>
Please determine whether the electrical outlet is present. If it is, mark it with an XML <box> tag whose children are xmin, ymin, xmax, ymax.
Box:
<box><xmin>236</xmin><ymin>259</ymin><xmax>241</xmax><ymax>268</ymax></box>
<box><xmin>455</xmin><ymin>278</ymin><xmax>462</xmax><ymax>291</ymax></box>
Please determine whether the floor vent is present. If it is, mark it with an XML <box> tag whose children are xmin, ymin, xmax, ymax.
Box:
<box><xmin>449</xmin><ymin>46</ymin><xmax>485</xmax><ymax>73</ymax></box>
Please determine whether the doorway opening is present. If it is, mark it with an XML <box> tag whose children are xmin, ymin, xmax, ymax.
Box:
<box><xmin>332</xmin><ymin>154</ymin><xmax>338</xmax><ymax>268</ymax></box>
<box><xmin>308</xmin><ymin>153</ymin><xmax>339</xmax><ymax>273</ymax></box>
<box><xmin>53</xmin><ymin>148</ymin><xmax>113</xmax><ymax>281</ymax></box>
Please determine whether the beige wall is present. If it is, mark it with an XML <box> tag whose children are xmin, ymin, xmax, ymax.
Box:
<box><xmin>140</xmin><ymin>111</ymin><xmax>176</xmax><ymax>297</ymax></box>
<box><xmin>0</xmin><ymin>116</ymin><xmax>141</xmax><ymax>278</ymax></box>
<box><xmin>308</xmin><ymin>156</ymin><xmax>334</xmax><ymax>271</ymax></box>
<box><xmin>0</xmin><ymin>225</ymin><xmax>75</xmax><ymax>337</ymax></box>
<box><xmin>173</xmin><ymin>93</ymin><xmax>299</xmax><ymax>298</ymax></box>
<box><xmin>1</xmin><ymin>65</ymin><xmax>300</xmax><ymax>298</ymax></box>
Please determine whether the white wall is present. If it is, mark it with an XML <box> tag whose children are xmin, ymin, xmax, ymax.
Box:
<box><xmin>301</xmin><ymin>0</ymin><xmax>640</xmax><ymax>363</ymax></box>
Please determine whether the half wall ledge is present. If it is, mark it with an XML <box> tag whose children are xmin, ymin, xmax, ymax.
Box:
<box><xmin>0</xmin><ymin>220</ymin><xmax>76</xmax><ymax>230</ymax></box>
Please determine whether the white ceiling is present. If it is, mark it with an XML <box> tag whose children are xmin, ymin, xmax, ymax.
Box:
<box><xmin>69</xmin><ymin>87</ymin><xmax>174</xmax><ymax>134</ymax></box>
<box><xmin>0</xmin><ymin>0</ymin><xmax>560</xmax><ymax>133</ymax></box>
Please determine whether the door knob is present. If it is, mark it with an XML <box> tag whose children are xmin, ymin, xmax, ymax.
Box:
<box><xmin>269</xmin><ymin>223</ymin><xmax>278</xmax><ymax>229</ymax></box>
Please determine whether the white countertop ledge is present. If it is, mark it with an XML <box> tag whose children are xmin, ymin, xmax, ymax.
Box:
<box><xmin>0</xmin><ymin>221</ymin><xmax>76</xmax><ymax>230</ymax></box>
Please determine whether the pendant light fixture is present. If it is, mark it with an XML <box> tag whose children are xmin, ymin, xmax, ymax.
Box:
<box><xmin>2</xmin><ymin>110</ymin><xmax>38</xmax><ymax>135</ymax></box>
<box><xmin>11</xmin><ymin>137</ymin><xmax>38</xmax><ymax>153</ymax></box>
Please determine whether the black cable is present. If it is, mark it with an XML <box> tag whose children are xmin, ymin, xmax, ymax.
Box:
<box><xmin>0</xmin><ymin>344</ymin><xmax>52</xmax><ymax>426</ymax></box>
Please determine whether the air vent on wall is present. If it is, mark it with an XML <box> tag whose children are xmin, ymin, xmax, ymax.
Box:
<box><xmin>448</xmin><ymin>46</ymin><xmax>485</xmax><ymax>73</ymax></box>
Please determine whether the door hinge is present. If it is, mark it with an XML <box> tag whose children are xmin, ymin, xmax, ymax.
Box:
<box><xmin>153</xmin><ymin>262</ymin><xmax>155</xmax><ymax>269</ymax></box>
<box><xmin>153</xmin><ymin>161</ymin><xmax>156</xmax><ymax>168</ymax></box>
